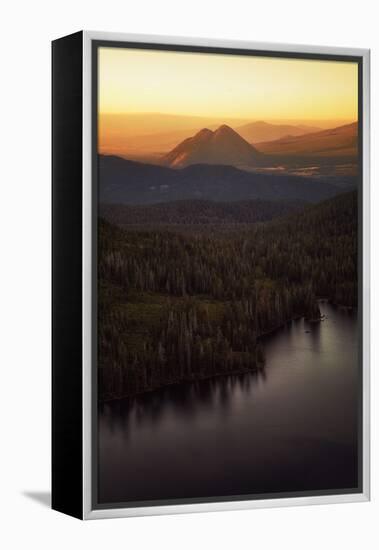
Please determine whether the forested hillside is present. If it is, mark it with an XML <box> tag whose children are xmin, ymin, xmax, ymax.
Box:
<box><xmin>99</xmin><ymin>198</ymin><xmax>306</xmax><ymax>227</ymax></box>
<box><xmin>99</xmin><ymin>155</ymin><xmax>345</xmax><ymax>204</ymax></box>
<box><xmin>98</xmin><ymin>191</ymin><xmax>357</xmax><ymax>400</ymax></box>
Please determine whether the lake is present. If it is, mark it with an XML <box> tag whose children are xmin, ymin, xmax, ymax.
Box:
<box><xmin>98</xmin><ymin>302</ymin><xmax>360</xmax><ymax>506</ymax></box>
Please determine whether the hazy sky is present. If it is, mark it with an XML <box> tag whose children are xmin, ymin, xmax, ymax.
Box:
<box><xmin>98</xmin><ymin>46</ymin><xmax>358</xmax><ymax>122</ymax></box>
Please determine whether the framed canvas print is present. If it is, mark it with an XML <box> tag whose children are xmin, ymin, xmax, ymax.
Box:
<box><xmin>52</xmin><ymin>31</ymin><xmax>370</xmax><ymax>519</ymax></box>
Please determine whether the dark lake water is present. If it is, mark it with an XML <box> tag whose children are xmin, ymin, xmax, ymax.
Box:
<box><xmin>98</xmin><ymin>302</ymin><xmax>360</xmax><ymax>506</ymax></box>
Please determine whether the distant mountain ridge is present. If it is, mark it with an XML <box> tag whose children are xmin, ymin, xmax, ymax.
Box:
<box><xmin>236</xmin><ymin>120</ymin><xmax>321</xmax><ymax>143</ymax></box>
<box><xmin>99</xmin><ymin>155</ymin><xmax>351</xmax><ymax>205</ymax></box>
<box><xmin>255</xmin><ymin>122</ymin><xmax>358</xmax><ymax>157</ymax></box>
<box><xmin>162</xmin><ymin>125</ymin><xmax>262</xmax><ymax>168</ymax></box>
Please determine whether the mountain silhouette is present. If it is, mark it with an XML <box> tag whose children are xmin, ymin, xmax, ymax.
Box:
<box><xmin>98</xmin><ymin>155</ymin><xmax>349</xmax><ymax>205</ymax></box>
<box><xmin>162</xmin><ymin>125</ymin><xmax>262</xmax><ymax>168</ymax></box>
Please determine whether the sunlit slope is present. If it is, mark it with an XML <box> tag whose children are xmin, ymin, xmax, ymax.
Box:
<box><xmin>255</xmin><ymin>122</ymin><xmax>358</xmax><ymax>157</ymax></box>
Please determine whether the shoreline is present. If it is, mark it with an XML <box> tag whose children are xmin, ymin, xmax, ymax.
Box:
<box><xmin>99</xmin><ymin>299</ymin><xmax>356</xmax><ymax>404</ymax></box>
<box><xmin>99</xmin><ymin>362</ymin><xmax>265</xmax><ymax>404</ymax></box>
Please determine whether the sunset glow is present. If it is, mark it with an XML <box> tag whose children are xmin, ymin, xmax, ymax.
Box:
<box><xmin>98</xmin><ymin>46</ymin><xmax>358</xmax><ymax>155</ymax></box>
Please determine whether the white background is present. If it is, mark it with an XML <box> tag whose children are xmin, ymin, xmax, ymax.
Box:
<box><xmin>0</xmin><ymin>0</ymin><xmax>377</xmax><ymax>548</ymax></box>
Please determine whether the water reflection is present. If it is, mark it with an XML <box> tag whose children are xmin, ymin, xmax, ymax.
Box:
<box><xmin>100</xmin><ymin>368</ymin><xmax>267</xmax><ymax>434</ymax></box>
<box><xmin>98</xmin><ymin>303</ymin><xmax>359</xmax><ymax>505</ymax></box>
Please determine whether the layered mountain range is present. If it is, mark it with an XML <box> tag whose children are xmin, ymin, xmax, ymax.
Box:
<box><xmin>255</xmin><ymin>122</ymin><xmax>358</xmax><ymax>157</ymax></box>
<box><xmin>235</xmin><ymin>120</ymin><xmax>321</xmax><ymax>143</ymax></box>
<box><xmin>99</xmin><ymin>113</ymin><xmax>352</xmax><ymax>158</ymax></box>
<box><xmin>99</xmin><ymin>120</ymin><xmax>358</xmax><ymax>206</ymax></box>
<box><xmin>161</xmin><ymin>122</ymin><xmax>358</xmax><ymax>169</ymax></box>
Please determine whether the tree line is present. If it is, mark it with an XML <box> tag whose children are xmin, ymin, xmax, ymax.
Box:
<box><xmin>98</xmin><ymin>191</ymin><xmax>358</xmax><ymax>400</ymax></box>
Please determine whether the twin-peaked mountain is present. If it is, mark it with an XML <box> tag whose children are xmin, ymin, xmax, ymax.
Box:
<box><xmin>161</xmin><ymin>121</ymin><xmax>358</xmax><ymax>169</ymax></box>
<box><xmin>162</xmin><ymin>125</ymin><xmax>262</xmax><ymax>168</ymax></box>
<box><xmin>98</xmin><ymin>121</ymin><xmax>358</xmax><ymax>206</ymax></box>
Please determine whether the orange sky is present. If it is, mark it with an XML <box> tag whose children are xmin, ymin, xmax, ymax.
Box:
<box><xmin>98</xmin><ymin>46</ymin><xmax>358</xmax><ymax>155</ymax></box>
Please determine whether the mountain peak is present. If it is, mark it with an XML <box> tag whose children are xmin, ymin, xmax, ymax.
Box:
<box><xmin>215</xmin><ymin>124</ymin><xmax>236</xmax><ymax>135</ymax></box>
<box><xmin>194</xmin><ymin>128</ymin><xmax>214</xmax><ymax>140</ymax></box>
<box><xmin>163</xmin><ymin>124</ymin><xmax>262</xmax><ymax>168</ymax></box>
